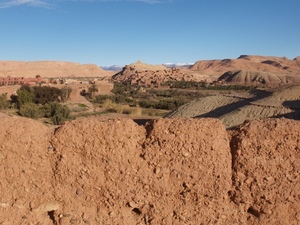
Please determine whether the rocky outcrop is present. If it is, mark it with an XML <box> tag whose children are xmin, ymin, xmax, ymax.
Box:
<box><xmin>0</xmin><ymin>116</ymin><xmax>299</xmax><ymax>224</ymax></box>
<box><xmin>112</xmin><ymin>60</ymin><xmax>214</xmax><ymax>86</ymax></box>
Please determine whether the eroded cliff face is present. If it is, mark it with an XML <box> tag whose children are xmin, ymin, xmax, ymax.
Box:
<box><xmin>0</xmin><ymin>117</ymin><xmax>299</xmax><ymax>224</ymax></box>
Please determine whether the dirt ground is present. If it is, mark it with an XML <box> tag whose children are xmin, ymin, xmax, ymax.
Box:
<box><xmin>0</xmin><ymin>116</ymin><xmax>299</xmax><ymax>224</ymax></box>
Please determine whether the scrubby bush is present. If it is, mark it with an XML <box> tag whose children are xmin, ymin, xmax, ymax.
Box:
<box><xmin>130</xmin><ymin>106</ymin><xmax>142</xmax><ymax>116</ymax></box>
<box><xmin>33</xmin><ymin>86</ymin><xmax>62</xmax><ymax>104</ymax></box>
<box><xmin>139</xmin><ymin>98</ymin><xmax>186</xmax><ymax>110</ymax></box>
<box><xmin>139</xmin><ymin>99</ymin><xmax>153</xmax><ymax>108</ymax></box>
<box><xmin>16</xmin><ymin>89</ymin><xmax>35</xmax><ymax>108</ymax></box>
<box><xmin>19</xmin><ymin>102</ymin><xmax>41</xmax><ymax>119</ymax></box>
<box><xmin>0</xmin><ymin>93</ymin><xmax>10</xmax><ymax>109</ymax></box>
<box><xmin>102</xmin><ymin>99</ymin><xmax>116</xmax><ymax>110</ymax></box>
<box><xmin>41</xmin><ymin>102</ymin><xmax>70</xmax><ymax>125</ymax></box>
<box><xmin>88</xmin><ymin>84</ymin><xmax>99</xmax><ymax>99</ymax></box>
<box><xmin>95</xmin><ymin>95</ymin><xmax>111</xmax><ymax>104</ymax></box>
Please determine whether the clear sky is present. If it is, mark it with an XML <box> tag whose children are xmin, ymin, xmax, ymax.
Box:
<box><xmin>0</xmin><ymin>0</ymin><xmax>299</xmax><ymax>66</ymax></box>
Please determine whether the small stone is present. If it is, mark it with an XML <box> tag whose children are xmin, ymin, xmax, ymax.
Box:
<box><xmin>0</xmin><ymin>203</ymin><xmax>9</xmax><ymax>208</ymax></box>
<box><xmin>109</xmin><ymin>211</ymin><xmax>116</xmax><ymax>217</ymax></box>
<box><xmin>76</xmin><ymin>188</ymin><xmax>84</xmax><ymax>196</ymax></box>
<box><xmin>14</xmin><ymin>199</ymin><xmax>26</xmax><ymax>208</ymax></box>
<box><xmin>264</xmin><ymin>177</ymin><xmax>274</xmax><ymax>183</ymax></box>
<box><xmin>128</xmin><ymin>201</ymin><xmax>138</xmax><ymax>208</ymax></box>
<box><xmin>83</xmin><ymin>219</ymin><xmax>91</xmax><ymax>224</ymax></box>
<box><xmin>261</xmin><ymin>205</ymin><xmax>272</xmax><ymax>214</ymax></box>
<box><xmin>182</xmin><ymin>151</ymin><xmax>190</xmax><ymax>157</ymax></box>
<box><xmin>70</xmin><ymin>218</ymin><xmax>80</xmax><ymax>224</ymax></box>
<box><xmin>154</xmin><ymin>167</ymin><xmax>160</xmax><ymax>174</ymax></box>
<box><xmin>245</xmin><ymin>178</ymin><xmax>253</xmax><ymax>185</ymax></box>
<box><xmin>31</xmin><ymin>202</ymin><xmax>60</xmax><ymax>213</ymax></box>
<box><xmin>0</xmin><ymin>152</ymin><xmax>5</xmax><ymax>160</ymax></box>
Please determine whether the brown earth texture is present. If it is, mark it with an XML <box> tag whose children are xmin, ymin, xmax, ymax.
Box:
<box><xmin>0</xmin><ymin>116</ymin><xmax>299</xmax><ymax>224</ymax></box>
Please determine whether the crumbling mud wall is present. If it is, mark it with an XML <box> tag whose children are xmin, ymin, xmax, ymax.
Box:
<box><xmin>230</xmin><ymin>119</ymin><xmax>300</xmax><ymax>225</ymax></box>
<box><xmin>0</xmin><ymin>116</ymin><xmax>299</xmax><ymax>225</ymax></box>
<box><xmin>0</xmin><ymin>117</ymin><xmax>55</xmax><ymax>225</ymax></box>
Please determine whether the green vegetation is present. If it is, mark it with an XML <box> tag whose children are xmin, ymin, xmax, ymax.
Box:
<box><xmin>7</xmin><ymin>85</ymin><xmax>72</xmax><ymax>124</ymax></box>
<box><xmin>78</xmin><ymin>103</ymin><xmax>88</xmax><ymax>108</ymax></box>
<box><xmin>84</xmin><ymin>81</ymin><xmax>256</xmax><ymax>116</ymax></box>
<box><xmin>88</xmin><ymin>83</ymin><xmax>99</xmax><ymax>99</ymax></box>
<box><xmin>19</xmin><ymin>102</ymin><xmax>41</xmax><ymax>119</ymax></box>
<box><xmin>42</xmin><ymin>102</ymin><xmax>70</xmax><ymax>125</ymax></box>
<box><xmin>61</xmin><ymin>86</ymin><xmax>72</xmax><ymax>102</ymax></box>
<box><xmin>32</xmin><ymin>86</ymin><xmax>62</xmax><ymax>104</ymax></box>
<box><xmin>1</xmin><ymin>81</ymin><xmax>255</xmax><ymax>121</ymax></box>
<box><xmin>163</xmin><ymin>80</ymin><xmax>254</xmax><ymax>91</ymax></box>
<box><xmin>16</xmin><ymin>88</ymin><xmax>35</xmax><ymax>108</ymax></box>
<box><xmin>87</xmin><ymin>83</ymin><xmax>203</xmax><ymax>114</ymax></box>
<box><xmin>0</xmin><ymin>93</ymin><xmax>10</xmax><ymax>109</ymax></box>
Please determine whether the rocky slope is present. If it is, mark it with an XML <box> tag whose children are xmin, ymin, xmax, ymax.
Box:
<box><xmin>0</xmin><ymin>61</ymin><xmax>114</xmax><ymax>78</ymax></box>
<box><xmin>192</xmin><ymin>55</ymin><xmax>300</xmax><ymax>86</ymax></box>
<box><xmin>0</xmin><ymin>116</ymin><xmax>299</xmax><ymax>224</ymax></box>
<box><xmin>167</xmin><ymin>85</ymin><xmax>300</xmax><ymax>128</ymax></box>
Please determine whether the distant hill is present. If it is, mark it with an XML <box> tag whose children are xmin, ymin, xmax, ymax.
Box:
<box><xmin>0</xmin><ymin>61</ymin><xmax>114</xmax><ymax>78</ymax></box>
<box><xmin>191</xmin><ymin>55</ymin><xmax>300</xmax><ymax>76</ymax></box>
<box><xmin>2</xmin><ymin>55</ymin><xmax>300</xmax><ymax>86</ymax></box>
<box><xmin>191</xmin><ymin>55</ymin><xmax>300</xmax><ymax>86</ymax></box>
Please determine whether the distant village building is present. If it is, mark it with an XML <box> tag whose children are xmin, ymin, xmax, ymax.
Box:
<box><xmin>0</xmin><ymin>76</ymin><xmax>44</xmax><ymax>86</ymax></box>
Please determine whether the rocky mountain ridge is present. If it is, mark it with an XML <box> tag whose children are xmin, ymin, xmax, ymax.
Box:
<box><xmin>113</xmin><ymin>55</ymin><xmax>300</xmax><ymax>86</ymax></box>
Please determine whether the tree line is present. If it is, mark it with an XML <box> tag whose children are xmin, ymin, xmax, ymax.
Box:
<box><xmin>0</xmin><ymin>85</ymin><xmax>72</xmax><ymax>125</ymax></box>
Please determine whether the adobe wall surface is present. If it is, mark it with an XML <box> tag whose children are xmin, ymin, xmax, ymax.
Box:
<box><xmin>230</xmin><ymin>118</ymin><xmax>300</xmax><ymax>225</ymax></box>
<box><xmin>0</xmin><ymin>117</ymin><xmax>299</xmax><ymax>224</ymax></box>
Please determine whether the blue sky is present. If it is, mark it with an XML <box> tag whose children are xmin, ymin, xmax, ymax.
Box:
<box><xmin>0</xmin><ymin>0</ymin><xmax>299</xmax><ymax>66</ymax></box>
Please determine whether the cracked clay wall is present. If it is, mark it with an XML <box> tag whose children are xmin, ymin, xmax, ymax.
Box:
<box><xmin>0</xmin><ymin>116</ymin><xmax>299</xmax><ymax>225</ymax></box>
